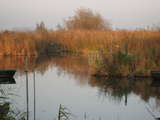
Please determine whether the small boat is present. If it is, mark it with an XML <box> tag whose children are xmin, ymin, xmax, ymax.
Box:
<box><xmin>0</xmin><ymin>69</ymin><xmax>16</xmax><ymax>78</ymax></box>
<box><xmin>150</xmin><ymin>71</ymin><xmax>160</xmax><ymax>80</ymax></box>
<box><xmin>0</xmin><ymin>77</ymin><xmax>16</xmax><ymax>84</ymax></box>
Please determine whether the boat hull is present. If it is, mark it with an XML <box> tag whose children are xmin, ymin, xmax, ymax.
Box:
<box><xmin>0</xmin><ymin>77</ymin><xmax>16</xmax><ymax>84</ymax></box>
<box><xmin>0</xmin><ymin>70</ymin><xmax>16</xmax><ymax>78</ymax></box>
<box><xmin>150</xmin><ymin>71</ymin><xmax>160</xmax><ymax>80</ymax></box>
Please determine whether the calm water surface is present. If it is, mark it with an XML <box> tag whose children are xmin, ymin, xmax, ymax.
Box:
<box><xmin>1</xmin><ymin>54</ymin><xmax>160</xmax><ymax>120</ymax></box>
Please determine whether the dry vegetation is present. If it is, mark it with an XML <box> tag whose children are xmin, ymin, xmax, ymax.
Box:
<box><xmin>1</xmin><ymin>28</ymin><xmax>159</xmax><ymax>54</ymax></box>
<box><xmin>85</xmin><ymin>28</ymin><xmax>160</xmax><ymax>76</ymax></box>
<box><xmin>63</xmin><ymin>7</ymin><xmax>112</xmax><ymax>30</ymax></box>
<box><xmin>0</xmin><ymin>28</ymin><xmax>160</xmax><ymax>76</ymax></box>
<box><xmin>0</xmin><ymin>7</ymin><xmax>160</xmax><ymax>76</ymax></box>
<box><xmin>0</xmin><ymin>30</ymin><xmax>51</xmax><ymax>55</ymax></box>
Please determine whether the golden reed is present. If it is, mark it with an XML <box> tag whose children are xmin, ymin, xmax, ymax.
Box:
<box><xmin>1</xmin><ymin>29</ymin><xmax>160</xmax><ymax>55</ymax></box>
<box><xmin>1</xmin><ymin>28</ymin><xmax>160</xmax><ymax>76</ymax></box>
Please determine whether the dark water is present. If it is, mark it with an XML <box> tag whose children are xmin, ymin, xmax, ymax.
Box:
<box><xmin>0</xmin><ymin>54</ymin><xmax>160</xmax><ymax>120</ymax></box>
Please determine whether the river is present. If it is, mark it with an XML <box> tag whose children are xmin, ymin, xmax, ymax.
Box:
<box><xmin>0</xmin><ymin>53</ymin><xmax>160</xmax><ymax>120</ymax></box>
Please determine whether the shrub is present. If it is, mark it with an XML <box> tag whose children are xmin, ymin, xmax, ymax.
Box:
<box><xmin>35</xmin><ymin>21</ymin><xmax>48</xmax><ymax>34</ymax></box>
<box><xmin>63</xmin><ymin>7</ymin><xmax>112</xmax><ymax>30</ymax></box>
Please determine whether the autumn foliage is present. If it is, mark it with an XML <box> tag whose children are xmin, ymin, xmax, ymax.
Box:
<box><xmin>63</xmin><ymin>7</ymin><xmax>112</xmax><ymax>30</ymax></box>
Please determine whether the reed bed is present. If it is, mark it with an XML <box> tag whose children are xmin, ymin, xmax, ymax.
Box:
<box><xmin>1</xmin><ymin>28</ymin><xmax>160</xmax><ymax>76</ymax></box>
<box><xmin>0</xmin><ymin>30</ymin><xmax>51</xmax><ymax>55</ymax></box>
<box><xmin>1</xmin><ymin>29</ymin><xmax>160</xmax><ymax>55</ymax></box>
<box><xmin>53</xmin><ymin>29</ymin><xmax>160</xmax><ymax>54</ymax></box>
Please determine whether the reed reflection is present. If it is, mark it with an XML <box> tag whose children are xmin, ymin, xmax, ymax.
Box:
<box><xmin>89</xmin><ymin>76</ymin><xmax>160</xmax><ymax>110</ymax></box>
<box><xmin>0</xmin><ymin>53</ymin><xmax>89</xmax><ymax>80</ymax></box>
<box><xmin>1</xmin><ymin>54</ymin><xmax>160</xmax><ymax>118</ymax></box>
<box><xmin>0</xmin><ymin>56</ymin><xmax>37</xmax><ymax>76</ymax></box>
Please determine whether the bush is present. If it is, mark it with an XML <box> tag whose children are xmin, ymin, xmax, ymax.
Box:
<box><xmin>35</xmin><ymin>21</ymin><xmax>48</xmax><ymax>34</ymax></box>
<box><xmin>63</xmin><ymin>7</ymin><xmax>112</xmax><ymax>30</ymax></box>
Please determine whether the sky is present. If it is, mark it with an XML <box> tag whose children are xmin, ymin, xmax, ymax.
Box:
<box><xmin>0</xmin><ymin>0</ymin><xmax>160</xmax><ymax>31</ymax></box>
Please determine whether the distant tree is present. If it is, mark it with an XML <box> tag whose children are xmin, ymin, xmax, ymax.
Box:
<box><xmin>56</xmin><ymin>23</ymin><xmax>64</xmax><ymax>31</ymax></box>
<box><xmin>63</xmin><ymin>7</ymin><xmax>112</xmax><ymax>30</ymax></box>
<box><xmin>154</xmin><ymin>22</ymin><xmax>160</xmax><ymax>31</ymax></box>
<box><xmin>35</xmin><ymin>21</ymin><xmax>47</xmax><ymax>33</ymax></box>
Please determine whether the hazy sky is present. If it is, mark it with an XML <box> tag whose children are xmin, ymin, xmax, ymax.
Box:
<box><xmin>0</xmin><ymin>0</ymin><xmax>160</xmax><ymax>31</ymax></box>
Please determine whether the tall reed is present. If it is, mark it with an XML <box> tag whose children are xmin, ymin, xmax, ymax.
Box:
<box><xmin>1</xmin><ymin>28</ymin><xmax>160</xmax><ymax>76</ymax></box>
<box><xmin>0</xmin><ymin>30</ymin><xmax>51</xmax><ymax>56</ymax></box>
<box><xmin>1</xmin><ymin>28</ymin><xmax>160</xmax><ymax>55</ymax></box>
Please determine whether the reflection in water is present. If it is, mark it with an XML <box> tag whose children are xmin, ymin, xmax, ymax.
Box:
<box><xmin>0</xmin><ymin>55</ymin><xmax>37</xmax><ymax>76</ymax></box>
<box><xmin>0</xmin><ymin>53</ymin><xmax>89</xmax><ymax>78</ymax></box>
<box><xmin>1</xmin><ymin>54</ymin><xmax>160</xmax><ymax>119</ymax></box>
<box><xmin>89</xmin><ymin>76</ymin><xmax>160</xmax><ymax>110</ymax></box>
<box><xmin>151</xmin><ymin>80</ymin><xmax>160</xmax><ymax>88</ymax></box>
<box><xmin>0</xmin><ymin>53</ymin><xmax>90</xmax><ymax>90</ymax></box>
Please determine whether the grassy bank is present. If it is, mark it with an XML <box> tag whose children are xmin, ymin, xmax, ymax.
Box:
<box><xmin>89</xmin><ymin>46</ymin><xmax>160</xmax><ymax>77</ymax></box>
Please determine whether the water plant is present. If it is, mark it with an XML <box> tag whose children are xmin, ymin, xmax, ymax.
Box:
<box><xmin>0</xmin><ymin>81</ymin><xmax>27</xmax><ymax>120</ymax></box>
<box><xmin>54</xmin><ymin>104</ymin><xmax>76</xmax><ymax>120</ymax></box>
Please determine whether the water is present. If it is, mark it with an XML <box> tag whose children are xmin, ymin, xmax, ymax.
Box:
<box><xmin>0</xmin><ymin>54</ymin><xmax>160</xmax><ymax>120</ymax></box>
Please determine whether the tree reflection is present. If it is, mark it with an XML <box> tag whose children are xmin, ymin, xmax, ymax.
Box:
<box><xmin>89</xmin><ymin>76</ymin><xmax>160</xmax><ymax>109</ymax></box>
